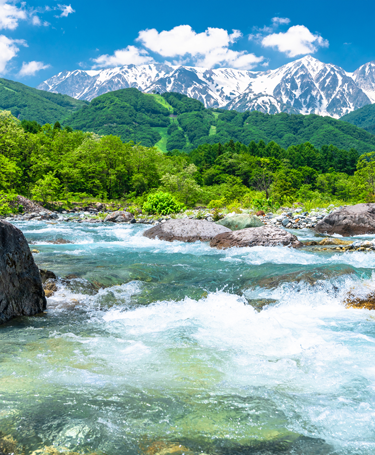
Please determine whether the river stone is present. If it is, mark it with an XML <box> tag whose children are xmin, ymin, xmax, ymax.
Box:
<box><xmin>315</xmin><ymin>203</ymin><xmax>375</xmax><ymax>236</ymax></box>
<box><xmin>143</xmin><ymin>219</ymin><xmax>231</xmax><ymax>242</ymax></box>
<box><xmin>217</xmin><ymin>213</ymin><xmax>263</xmax><ymax>230</ymax></box>
<box><xmin>210</xmin><ymin>225</ymin><xmax>302</xmax><ymax>249</ymax></box>
<box><xmin>0</xmin><ymin>220</ymin><xmax>46</xmax><ymax>324</ymax></box>
<box><xmin>104</xmin><ymin>210</ymin><xmax>134</xmax><ymax>222</ymax></box>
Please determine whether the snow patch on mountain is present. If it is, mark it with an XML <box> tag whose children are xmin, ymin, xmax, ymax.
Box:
<box><xmin>38</xmin><ymin>56</ymin><xmax>374</xmax><ymax>117</ymax></box>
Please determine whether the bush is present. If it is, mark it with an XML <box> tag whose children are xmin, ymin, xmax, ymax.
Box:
<box><xmin>142</xmin><ymin>191</ymin><xmax>185</xmax><ymax>215</ymax></box>
<box><xmin>227</xmin><ymin>200</ymin><xmax>242</xmax><ymax>214</ymax></box>
<box><xmin>0</xmin><ymin>192</ymin><xmax>18</xmax><ymax>215</ymax></box>
<box><xmin>207</xmin><ymin>197</ymin><xmax>226</xmax><ymax>209</ymax></box>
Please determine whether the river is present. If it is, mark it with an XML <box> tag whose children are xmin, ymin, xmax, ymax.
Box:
<box><xmin>1</xmin><ymin>220</ymin><xmax>375</xmax><ymax>455</ymax></box>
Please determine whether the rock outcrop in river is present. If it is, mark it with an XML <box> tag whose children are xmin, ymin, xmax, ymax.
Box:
<box><xmin>143</xmin><ymin>219</ymin><xmax>231</xmax><ymax>242</ymax></box>
<box><xmin>0</xmin><ymin>220</ymin><xmax>46</xmax><ymax>324</ymax></box>
<box><xmin>217</xmin><ymin>213</ymin><xmax>264</xmax><ymax>230</ymax></box>
<box><xmin>315</xmin><ymin>203</ymin><xmax>375</xmax><ymax>236</ymax></box>
<box><xmin>104</xmin><ymin>211</ymin><xmax>134</xmax><ymax>222</ymax></box>
<box><xmin>210</xmin><ymin>225</ymin><xmax>302</xmax><ymax>249</ymax></box>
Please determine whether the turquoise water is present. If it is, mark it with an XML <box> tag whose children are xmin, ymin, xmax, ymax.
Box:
<box><xmin>2</xmin><ymin>221</ymin><xmax>375</xmax><ymax>454</ymax></box>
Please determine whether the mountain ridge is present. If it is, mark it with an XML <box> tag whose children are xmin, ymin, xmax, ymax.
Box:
<box><xmin>38</xmin><ymin>56</ymin><xmax>375</xmax><ymax>118</ymax></box>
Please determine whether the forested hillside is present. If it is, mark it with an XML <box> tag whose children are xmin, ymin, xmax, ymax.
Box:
<box><xmin>2</xmin><ymin>109</ymin><xmax>375</xmax><ymax>212</ymax></box>
<box><xmin>0</xmin><ymin>78</ymin><xmax>87</xmax><ymax>124</ymax></box>
<box><xmin>63</xmin><ymin>88</ymin><xmax>375</xmax><ymax>154</ymax></box>
<box><xmin>341</xmin><ymin>104</ymin><xmax>375</xmax><ymax>135</ymax></box>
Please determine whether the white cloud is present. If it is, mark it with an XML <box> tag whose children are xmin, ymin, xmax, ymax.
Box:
<box><xmin>31</xmin><ymin>15</ymin><xmax>41</xmax><ymax>25</ymax></box>
<box><xmin>261</xmin><ymin>25</ymin><xmax>329</xmax><ymax>57</ymax></box>
<box><xmin>19</xmin><ymin>60</ymin><xmax>50</xmax><ymax>76</ymax></box>
<box><xmin>136</xmin><ymin>25</ymin><xmax>263</xmax><ymax>69</ymax></box>
<box><xmin>0</xmin><ymin>34</ymin><xmax>25</xmax><ymax>73</ymax></box>
<box><xmin>92</xmin><ymin>45</ymin><xmax>154</xmax><ymax>68</ymax></box>
<box><xmin>0</xmin><ymin>0</ymin><xmax>26</xmax><ymax>30</ymax></box>
<box><xmin>56</xmin><ymin>4</ymin><xmax>75</xmax><ymax>17</ymax></box>
<box><xmin>272</xmin><ymin>17</ymin><xmax>290</xmax><ymax>25</ymax></box>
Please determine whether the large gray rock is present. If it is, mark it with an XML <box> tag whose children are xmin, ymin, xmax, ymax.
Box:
<box><xmin>0</xmin><ymin>221</ymin><xmax>46</xmax><ymax>324</ymax></box>
<box><xmin>210</xmin><ymin>225</ymin><xmax>302</xmax><ymax>249</ymax></box>
<box><xmin>143</xmin><ymin>219</ymin><xmax>231</xmax><ymax>242</ymax></box>
<box><xmin>217</xmin><ymin>213</ymin><xmax>263</xmax><ymax>230</ymax></box>
<box><xmin>315</xmin><ymin>203</ymin><xmax>375</xmax><ymax>236</ymax></box>
<box><xmin>104</xmin><ymin>210</ymin><xmax>134</xmax><ymax>223</ymax></box>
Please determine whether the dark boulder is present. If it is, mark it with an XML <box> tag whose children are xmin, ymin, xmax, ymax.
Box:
<box><xmin>143</xmin><ymin>219</ymin><xmax>231</xmax><ymax>242</ymax></box>
<box><xmin>210</xmin><ymin>225</ymin><xmax>302</xmax><ymax>249</ymax></box>
<box><xmin>315</xmin><ymin>203</ymin><xmax>375</xmax><ymax>236</ymax></box>
<box><xmin>0</xmin><ymin>221</ymin><xmax>46</xmax><ymax>324</ymax></box>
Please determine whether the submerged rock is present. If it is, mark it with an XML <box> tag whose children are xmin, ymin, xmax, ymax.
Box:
<box><xmin>210</xmin><ymin>225</ymin><xmax>302</xmax><ymax>249</ymax></box>
<box><xmin>143</xmin><ymin>219</ymin><xmax>231</xmax><ymax>242</ymax></box>
<box><xmin>217</xmin><ymin>213</ymin><xmax>263</xmax><ymax>230</ymax></box>
<box><xmin>318</xmin><ymin>238</ymin><xmax>353</xmax><ymax>246</ymax></box>
<box><xmin>104</xmin><ymin>211</ymin><xmax>134</xmax><ymax>223</ymax></box>
<box><xmin>315</xmin><ymin>203</ymin><xmax>375</xmax><ymax>236</ymax></box>
<box><xmin>0</xmin><ymin>220</ymin><xmax>46</xmax><ymax>324</ymax></box>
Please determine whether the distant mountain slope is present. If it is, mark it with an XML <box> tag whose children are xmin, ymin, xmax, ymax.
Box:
<box><xmin>64</xmin><ymin>88</ymin><xmax>375</xmax><ymax>154</ymax></box>
<box><xmin>0</xmin><ymin>78</ymin><xmax>87</xmax><ymax>124</ymax></box>
<box><xmin>38</xmin><ymin>56</ymin><xmax>375</xmax><ymax>118</ymax></box>
<box><xmin>341</xmin><ymin>104</ymin><xmax>375</xmax><ymax>135</ymax></box>
<box><xmin>65</xmin><ymin>88</ymin><xmax>172</xmax><ymax>147</ymax></box>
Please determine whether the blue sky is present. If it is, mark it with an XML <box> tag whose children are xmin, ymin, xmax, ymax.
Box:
<box><xmin>1</xmin><ymin>0</ymin><xmax>374</xmax><ymax>87</ymax></box>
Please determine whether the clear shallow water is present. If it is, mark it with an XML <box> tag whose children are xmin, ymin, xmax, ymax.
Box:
<box><xmin>2</xmin><ymin>222</ymin><xmax>375</xmax><ymax>454</ymax></box>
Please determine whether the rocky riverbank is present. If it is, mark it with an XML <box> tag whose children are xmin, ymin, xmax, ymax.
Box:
<box><xmin>3</xmin><ymin>205</ymin><xmax>335</xmax><ymax>228</ymax></box>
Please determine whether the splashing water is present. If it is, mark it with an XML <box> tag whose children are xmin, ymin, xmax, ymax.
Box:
<box><xmin>2</xmin><ymin>221</ymin><xmax>375</xmax><ymax>454</ymax></box>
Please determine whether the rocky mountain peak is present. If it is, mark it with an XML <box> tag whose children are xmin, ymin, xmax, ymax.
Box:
<box><xmin>37</xmin><ymin>57</ymin><xmax>375</xmax><ymax>117</ymax></box>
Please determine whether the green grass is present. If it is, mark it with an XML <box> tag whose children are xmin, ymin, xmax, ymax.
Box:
<box><xmin>147</xmin><ymin>94</ymin><xmax>174</xmax><ymax>112</ymax></box>
<box><xmin>209</xmin><ymin>125</ymin><xmax>217</xmax><ymax>136</ymax></box>
<box><xmin>154</xmin><ymin>127</ymin><xmax>169</xmax><ymax>153</ymax></box>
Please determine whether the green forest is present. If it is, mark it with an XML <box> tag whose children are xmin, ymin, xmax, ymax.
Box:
<box><xmin>63</xmin><ymin>88</ymin><xmax>375</xmax><ymax>153</ymax></box>
<box><xmin>0</xmin><ymin>78</ymin><xmax>87</xmax><ymax>124</ymax></box>
<box><xmin>3</xmin><ymin>80</ymin><xmax>375</xmax><ymax>154</ymax></box>
<box><xmin>2</xmin><ymin>109</ymin><xmax>375</xmax><ymax>215</ymax></box>
<box><xmin>341</xmin><ymin>103</ymin><xmax>375</xmax><ymax>135</ymax></box>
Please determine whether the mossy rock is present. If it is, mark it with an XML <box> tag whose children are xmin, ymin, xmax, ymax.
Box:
<box><xmin>216</xmin><ymin>214</ymin><xmax>263</xmax><ymax>231</ymax></box>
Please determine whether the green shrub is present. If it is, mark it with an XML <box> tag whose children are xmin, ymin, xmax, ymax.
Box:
<box><xmin>0</xmin><ymin>192</ymin><xmax>18</xmax><ymax>215</ymax></box>
<box><xmin>227</xmin><ymin>200</ymin><xmax>242</xmax><ymax>213</ymax></box>
<box><xmin>207</xmin><ymin>197</ymin><xmax>226</xmax><ymax>209</ymax></box>
<box><xmin>142</xmin><ymin>192</ymin><xmax>185</xmax><ymax>215</ymax></box>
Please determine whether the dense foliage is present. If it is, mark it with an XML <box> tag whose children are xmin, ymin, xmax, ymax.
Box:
<box><xmin>0</xmin><ymin>78</ymin><xmax>87</xmax><ymax>124</ymax></box>
<box><xmin>341</xmin><ymin>104</ymin><xmax>375</xmax><ymax>135</ymax></box>
<box><xmin>61</xmin><ymin>89</ymin><xmax>375</xmax><ymax>154</ymax></box>
<box><xmin>2</xmin><ymin>110</ymin><xmax>375</xmax><ymax>212</ymax></box>
<box><xmin>143</xmin><ymin>192</ymin><xmax>185</xmax><ymax>215</ymax></box>
<box><xmin>65</xmin><ymin>88</ymin><xmax>171</xmax><ymax>147</ymax></box>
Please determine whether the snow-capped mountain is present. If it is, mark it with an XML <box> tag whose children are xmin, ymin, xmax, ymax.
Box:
<box><xmin>352</xmin><ymin>60</ymin><xmax>375</xmax><ymax>103</ymax></box>
<box><xmin>227</xmin><ymin>56</ymin><xmax>370</xmax><ymax>117</ymax></box>
<box><xmin>38</xmin><ymin>56</ymin><xmax>375</xmax><ymax>118</ymax></box>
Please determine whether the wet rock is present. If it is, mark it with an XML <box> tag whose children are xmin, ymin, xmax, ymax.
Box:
<box><xmin>0</xmin><ymin>220</ymin><xmax>46</xmax><ymax>324</ymax></box>
<box><xmin>344</xmin><ymin>290</ymin><xmax>375</xmax><ymax>310</ymax></box>
<box><xmin>210</xmin><ymin>225</ymin><xmax>302</xmax><ymax>249</ymax></box>
<box><xmin>47</xmin><ymin>238</ymin><xmax>72</xmax><ymax>244</ymax></box>
<box><xmin>0</xmin><ymin>434</ymin><xmax>20</xmax><ymax>455</ymax></box>
<box><xmin>217</xmin><ymin>213</ymin><xmax>264</xmax><ymax>230</ymax></box>
<box><xmin>318</xmin><ymin>238</ymin><xmax>353</xmax><ymax>246</ymax></box>
<box><xmin>39</xmin><ymin>269</ymin><xmax>57</xmax><ymax>283</ymax></box>
<box><xmin>104</xmin><ymin>210</ymin><xmax>134</xmax><ymax>223</ymax></box>
<box><xmin>315</xmin><ymin>203</ymin><xmax>375</xmax><ymax>236</ymax></box>
<box><xmin>245</xmin><ymin>298</ymin><xmax>277</xmax><ymax>312</ymax></box>
<box><xmin>256</xmin><ymin>210</ymin><xmax>265</xmax><ymax>216</ymax></box>
<box><xmin>254</xmin><ymin>265</ymin><xmax>356</xmax><ymax>289</ymax></box>
<box><xmin>143</xmin><ymin>219</ymin><xmax>231</xmax><ymax>242</ymax></box>
<box><xmin>43</xmin><ymin>280</ymin><xmax>57</xmax><ymax>298</ymax></box>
